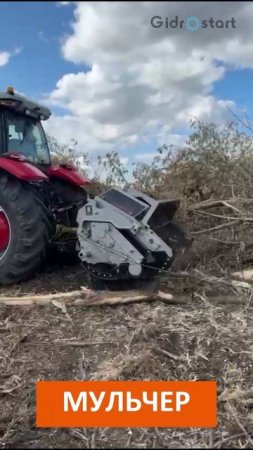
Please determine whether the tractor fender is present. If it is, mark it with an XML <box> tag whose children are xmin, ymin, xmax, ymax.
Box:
<box><xmin>0</xmin><ymin>155</ymin><xmax>48</xmax><ymax>181</ymax></box>
<box><xmin>47</xmin><ymin>165</ymin><xmax>90</xmax><ymax>186</ymax></box>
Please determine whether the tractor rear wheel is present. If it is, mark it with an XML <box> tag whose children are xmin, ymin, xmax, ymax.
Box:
<box><xmin>0</xmin><ymin>173</ymin><xmax>52</xmax><ymax>285</ymax></box>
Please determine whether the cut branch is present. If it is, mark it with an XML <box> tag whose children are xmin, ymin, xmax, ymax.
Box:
<box><xmin>0</xmin><ymin>288</ymin><xmax>177</xmax><ymax>307</ymax></box>
<box><xmin>189</xmin><ymin>198</ymin><xmax>253</xmax><ymax>212</ymax></box>
<box><xmin>0</xmin><ymin>286</ymin><xmax>250</xmax><ymax>307</ymax></box>
<box><xmin>192</xmin><ymin>219</ymin><xmax>241</xmax><ymax>235</ymax></box>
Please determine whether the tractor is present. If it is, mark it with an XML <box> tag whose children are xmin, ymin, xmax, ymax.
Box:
<box><xmin>0</xmin><ymin>87</ymin><xmax>187</xmax><ymax>286</ymax></box>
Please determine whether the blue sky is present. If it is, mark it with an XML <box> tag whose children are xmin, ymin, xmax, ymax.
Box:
<box><xmin>0</xmin><ymin>2</ymin><xmax>77</xmax><ymax>97</ymax></box>
<box><xmin>0</xmin><ymin>1</ymin><xmax>253</xmax><ymax>167</ymax></box>
<box><xmin>214</xmin><ymin>68</ymin><xmax>253</xmax><ymax>113</ymax></box>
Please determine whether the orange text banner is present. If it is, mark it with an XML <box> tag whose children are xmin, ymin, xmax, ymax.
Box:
<box><xmin>36</xmin><ymin>380</ymin><xmax>217</xmax><ymax>428</ymax></box>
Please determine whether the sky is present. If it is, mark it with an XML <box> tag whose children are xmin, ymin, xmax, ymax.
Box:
<box><xmin>0</xmin><ymin>1</ymin><xmax>253</xmax><ymax>169</ymax></box>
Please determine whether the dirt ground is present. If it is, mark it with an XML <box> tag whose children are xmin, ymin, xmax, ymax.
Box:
<box><xmin>0</xmin><ymin>262</ymin><xmax>253</xmax><ymax>449</ymax></box>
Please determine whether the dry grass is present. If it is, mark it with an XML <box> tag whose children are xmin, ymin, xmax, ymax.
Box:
<box><xmin>1</xmin><ymin>120</ymin><xmax>253</xmax><ymax>447</ymax></box>
<box><xmin>0</xmin><ymin>264</ymin><xmax>253</xmax><ymax>448</ymax></box>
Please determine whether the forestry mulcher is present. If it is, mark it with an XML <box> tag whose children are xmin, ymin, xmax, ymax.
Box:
<box><xmin>0</xmin><ymin>87</ymin><xmax>187</xmax><ymax>286</ymax></box>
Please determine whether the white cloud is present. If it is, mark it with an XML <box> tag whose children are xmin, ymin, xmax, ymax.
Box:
<box><xmin>57</xmin><ymin>1</ymin><xmax>72</xmax><ymax>6</ymax></box>
<box><xmin>134</xmin><ymin>152</ymin><xmax>158</xmax><ymax>162</ymax></box>
<box><xmin>156</xmin><ymin>132</ymin><xmax>188</xmax><ymax>148</ymax></box>
<box><xmin>46</xmin><ymin>2</ymin><xmax>253</xmax><ymax>159</ymax></box>
<box><xmin>0</xmin><ymin>51</ymin><xmax>11</xmax><ymax>67</ymax></box>
<box><xmin>13</xmin><ymin>47</ymin><xmax>23</xmax><ymax>56</ymax></box>
<box><xmin>0</xmin><ymin>47</ymin><xmax>22</xmax><ymax>67</ymax></box>
<box><xmin>38</xmin><ymin>31</ymin><xmax>49</xmax><ymax>43</ymax></box>
<box><xmin>120</xmin><ymin>156</ymin><xmax>129</xmax><ymax>166</ymax></box>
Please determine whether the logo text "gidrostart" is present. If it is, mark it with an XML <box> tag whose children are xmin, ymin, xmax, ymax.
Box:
<box><xmin>151</xmin><ymin>15</ymin><xmax>236</xmax><ymax>32</ymax></box>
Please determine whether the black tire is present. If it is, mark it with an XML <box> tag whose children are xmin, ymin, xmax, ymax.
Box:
<box><xmin>0</xmin><ymin>173</ymin><xmax>52</xmax><ymax>285</ymax></box>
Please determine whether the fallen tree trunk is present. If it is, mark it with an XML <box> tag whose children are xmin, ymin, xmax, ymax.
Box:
<box><xmin>0</xmin><ymin>287</ymin><xmax>250</xmax><ymax>307</ymax></box>
<box><xmin>0</xmin><ymin>290</ymin><xmax>82</xmax><ymax>305</ymax></box>
<box><xmin>0</xmin><ymin>288</ymin><xmax>176</xmax><ymax>306</ymax></box>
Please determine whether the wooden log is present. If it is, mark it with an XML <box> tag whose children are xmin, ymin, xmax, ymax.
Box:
<box><xmin>0</xmin><ymin>288</ymin><xmax>175</xmax><ymax>306</ymax></box>
<box><xmin>0</xmin><ymin>287</ymin><xmax>249</xmax><ymax>307</ymax></box>
<box><xmin>232</xmin><ymin>269</ymin><xmax>253</xmax><ymax>281</ymax></box>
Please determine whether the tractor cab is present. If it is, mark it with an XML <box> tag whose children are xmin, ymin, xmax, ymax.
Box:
<box><xmin>0</xmin><ymin>87</ymin><xmax>51</xmax><ymax>166</ymax></box>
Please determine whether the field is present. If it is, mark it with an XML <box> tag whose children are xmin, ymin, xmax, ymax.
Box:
<box><xmin>0</xmin><ymin>258</ymin><xmax>253</xmax><ymax>449</ymax></box>
<box><xmin>1</xmin><ymin>120</ymin><xmax>253</xmax><ymax>448</ymax></box>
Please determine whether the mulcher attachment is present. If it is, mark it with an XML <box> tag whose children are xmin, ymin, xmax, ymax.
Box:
<box><xmin>77</xmin><ymin>188</ymin><xmax>188</xmax><ymax>282</ymax></box>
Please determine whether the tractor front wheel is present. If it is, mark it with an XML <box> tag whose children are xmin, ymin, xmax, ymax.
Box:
<box><xmin>0</xmin><ymin>173</ymin><xmax>52</xmax><ymax>285</ymax></box>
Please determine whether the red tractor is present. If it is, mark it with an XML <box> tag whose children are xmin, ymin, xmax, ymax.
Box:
<box><xmin>0</xmin><ymin>87</ymin><xmax>188</xmax><ymax>286</ymax></box>
<box><xmin>0</xmin><ymin>87</ymin><xmax>90</xmax><ymax>285</ymax></box>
